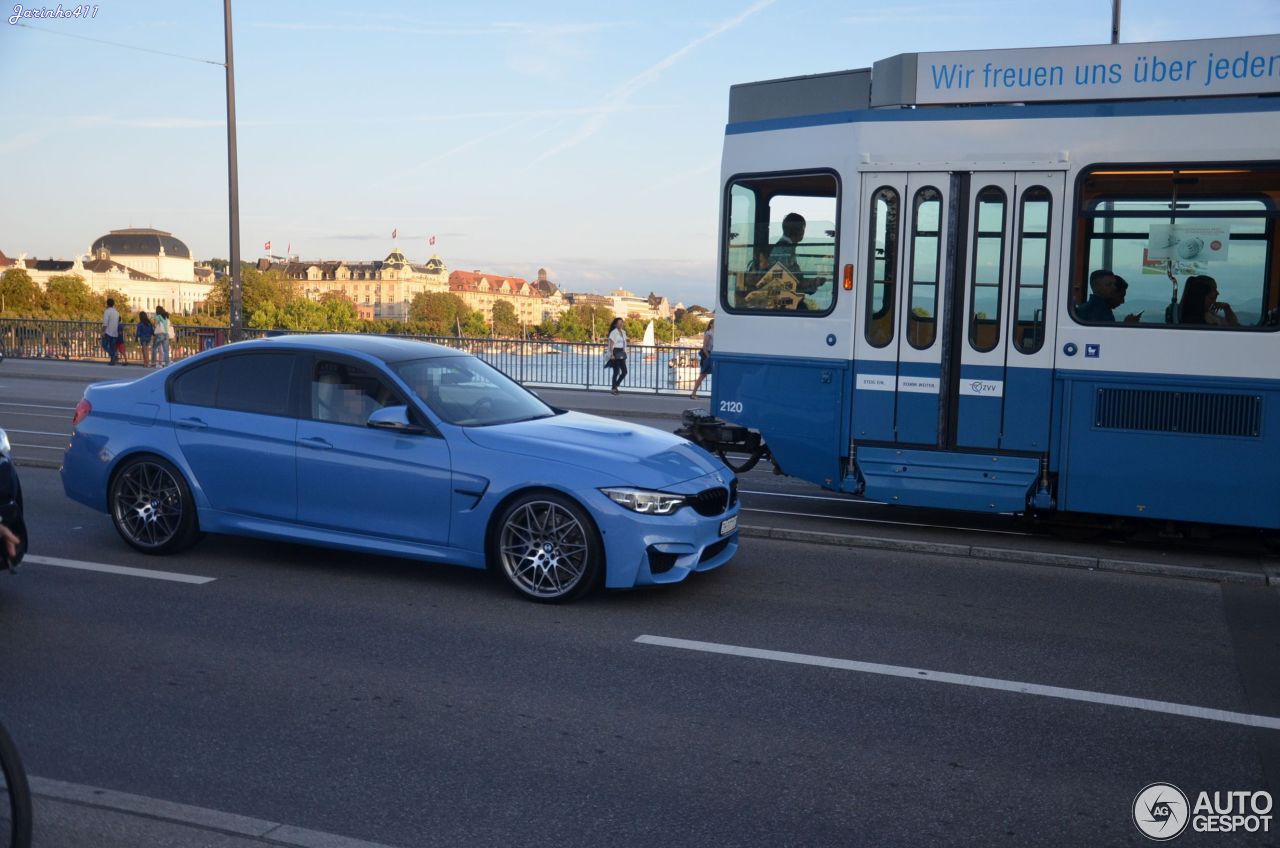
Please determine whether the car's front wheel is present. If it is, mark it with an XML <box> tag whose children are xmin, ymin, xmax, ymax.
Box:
<box><xmin>109</xmin><ymin>455</ymin><xmax>200</xmax><ymax>554</ymax></box>
<box><xmin>493</xmin><ymin>492</ymin><xmax>602</xmax><ymax>603</ymax></box>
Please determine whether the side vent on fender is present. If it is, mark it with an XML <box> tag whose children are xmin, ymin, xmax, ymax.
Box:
<box><xmin>1094</xmin><ymin>388</ymin><xmax>1261</xmax><ymax>437</ymax></box>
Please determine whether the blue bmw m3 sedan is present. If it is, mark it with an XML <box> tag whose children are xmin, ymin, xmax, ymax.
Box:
<box><xmin>60</xmin><ymin>335</ymin><xmax>739</xmax><ymax>602</ymax></box>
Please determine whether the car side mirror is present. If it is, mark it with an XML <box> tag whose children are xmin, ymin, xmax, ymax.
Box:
<box><xmin>367</xmin><ymin>405</ymin><xmax>426</xmax><ymax>434</ymax></box>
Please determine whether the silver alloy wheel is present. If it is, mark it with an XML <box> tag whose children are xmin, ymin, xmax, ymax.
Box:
<box><xmin>112</xmin><ymin>460</ymin><xmax>185</xmax><ymax>549</ymax></box>
<box><xmin>498</xmin><ymin>499</ymin><xmax>590</xmax><ymax>599</ymax></box>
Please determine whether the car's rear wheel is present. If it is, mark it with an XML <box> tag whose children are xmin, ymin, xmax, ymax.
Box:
<box><xmin>493</xmin><ymin>492</ymin><xmax>601</xmax><ymax>603</ymax></box>
<box><xmin>109</xmin><ymin>456</ymin><xmax>200</xmax><ymax>554</ymax></box>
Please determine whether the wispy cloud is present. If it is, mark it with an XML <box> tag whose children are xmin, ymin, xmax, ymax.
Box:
<box><xmin>536</xmin><ymin>0</ymin><xmax>775</xmax><ymax>162</ymax></box>
<box><xmin>0</xmin><ymin>131</ymin><xmax>44</xmax><ymax>155</ymax></box>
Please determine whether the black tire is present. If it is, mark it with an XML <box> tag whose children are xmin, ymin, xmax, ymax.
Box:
<box><xmin>0</xmin><ymin>719</ymin><xmax>32</xmax><ymax>848</ymax></box>
<box><xmin>491</xmin><ymin>492</ymin><xmax>602</xmax><ymax>603</ymax></box>
<box><xmin>108</xmin><ymin>455</ymin><xmax>201</xmax><ymax>555</ymax></box>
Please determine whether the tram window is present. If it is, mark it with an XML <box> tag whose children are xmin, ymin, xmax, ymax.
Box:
<box><xmin>1075</xmin><ymin>166</ymin><xmax>1280</xmax><ymax>329</ymax></box>
<box><xmin>969</xmin><ymin>187</ymin><xmax>1007</xmax><ymax>352</ymax></box>
<box><xmin>906</xmin><ymin>188</ymin><xmax>942</xmax><ymax>349</ymax></box>
<box><xmin>866</xmin><ymin>187</ymin><xmax>900</xmax><ymax>348</ymax></box>
<box><xmin>721</xmin><ymin>173</ymin><xmax>838</xmax><ymax>315</ymax></box>
<box><xmin>1013</xmin><ymin>187</ymin><xmax>1051</xmax><ymax>353</ymax></box>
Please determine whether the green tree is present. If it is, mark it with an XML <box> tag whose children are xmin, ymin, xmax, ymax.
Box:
<box><xmin>461</xmin><ymin>311</ymin><xmax>488</xmax><ymax>337</ymax></box>
<box><xmin>571</xmin><ymin>304</ymin><xmax>614</xmax><ymax>341</ymax></box>
<box><xmin>408</xmin><ymin>292</ymin><xmax>472</xmax><ymax>335</ymax></box>
<box><xmin>206</xmin><ymin>258</ymin><xmax>229</xmax><ymax>274</ymax></box>
<box><xmin>491</xmin><ymin>300</ymin><xmax>520</xmax><ymax>338</ymax></box>
<box><xmin>42</xmin><ymin>275</ymin><xmax>99</xmax><ymax>319</ymax></box>
<box><xmin>0</xmin><ymin>268</ymin><xmax>40</xmax><ymax>315</ymax></box>
<box><xmin>553</xmin><ymin>308</ymin><xmax>587</xmax><ymax>342</ymax></box>
<box><xmin>207</xmin><ymin>265</ymin><xmax>294</xmax><ymax>318</ymax></box>
<box><xmin>623</xmin><ymin>318</ymin><xmax>648</xmax><ymax>345</ymax></box>
<box><xmin>101</xmin><ymin>288</ymin><xmax>132</xmax><ymax>316</ymax></box>
<box><xmin>676</xmin><ymin>311</ymin><xmax>709</xmax><ymax>336</ymax></box>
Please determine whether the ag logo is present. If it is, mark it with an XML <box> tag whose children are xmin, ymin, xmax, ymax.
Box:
<box><xmin>1134</xmin><ymin>783</ymin><xmax>1190</xmax><ymax>840</ymax></box>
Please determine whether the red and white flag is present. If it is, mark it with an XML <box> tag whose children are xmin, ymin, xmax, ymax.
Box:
<box><xmin>264</xmin><ymin>240</ymin><xmax>271</xmax><ymax>251</ymax></box>
<box><xmin>391</xmin><ymin>228</ymin><xmax>398</xmax><ymax>240</ymax></box>
<box><xmin>429</xmin><ymin>235</ymin><xmax>436</xmax><ymax>246</ymax></box>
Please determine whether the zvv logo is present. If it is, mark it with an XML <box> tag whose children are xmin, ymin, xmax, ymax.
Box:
<box><xmin>1134</xmin><ymin>783</ymin><xmax>1190</xmax><ymax>840</ymax></box>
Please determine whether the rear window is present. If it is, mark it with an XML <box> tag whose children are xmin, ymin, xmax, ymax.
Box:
<box><xmin>171</xmin><ymin>361</ymin><xmax>218</xmax><ymax>407</ymax></box>
<box><xmin>215</xmin><ymin>354</ymin><xmax>296</xmax><ymax>417</ymax></box>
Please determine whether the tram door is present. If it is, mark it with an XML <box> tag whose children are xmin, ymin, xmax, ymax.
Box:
<box><xmin>854</xmin><ymin>170</ymin><xmax>1063</xmax><ymax>452</ymax></box>
<box><xmin>953</xmin><ymin>171</ymin><xmax>1063</xmax><ymax>451</ymax></box>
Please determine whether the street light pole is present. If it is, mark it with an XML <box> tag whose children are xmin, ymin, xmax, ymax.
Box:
<box><xmin>223</xmin><ymin>0</ymin><xmax>243</xmax><ymax>340</ymax></box>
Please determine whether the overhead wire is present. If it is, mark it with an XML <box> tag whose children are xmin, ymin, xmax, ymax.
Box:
<box><xmin>10</xmin><ymin>22</ymin><xmax>223</xmax><ymax>66</ymax></box>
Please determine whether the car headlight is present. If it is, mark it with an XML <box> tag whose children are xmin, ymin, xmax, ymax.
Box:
<box><xmin>599</xmin><ymin>487</ymin><xmax>687</xmax><ymax>515</ymax></box>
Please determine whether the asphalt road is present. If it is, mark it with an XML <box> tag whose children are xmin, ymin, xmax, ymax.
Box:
<box><xmin>1</xmin><ymin>359</ymin><xmax>1279</xmax><ymax>846</ymax></box>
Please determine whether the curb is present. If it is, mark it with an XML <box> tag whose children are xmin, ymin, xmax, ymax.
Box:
<box><xmin>740</xmin><ymin>524</ymin><xmax>1269</xmax><ymax>586</ymax></box>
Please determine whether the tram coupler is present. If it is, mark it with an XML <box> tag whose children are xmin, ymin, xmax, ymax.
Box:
<box><xmin>675</xmin><ymin>409</ymin><xmax>761</xmax><ymax>454</ymax></box>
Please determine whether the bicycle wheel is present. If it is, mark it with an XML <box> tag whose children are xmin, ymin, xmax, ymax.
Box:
<box><xmin>0</xmin><ymin>720</ymin><xmax>32</xmax><ymax>848</ymax></box>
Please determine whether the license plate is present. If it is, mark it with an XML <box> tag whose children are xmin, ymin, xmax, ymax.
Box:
<box><xmin>719</xmin><ymin>516</ymin><xmax>737</xmax><ymax>536</ymax></box>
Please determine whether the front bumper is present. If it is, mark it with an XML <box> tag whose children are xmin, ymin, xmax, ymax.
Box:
<box><xmin>593</xmin><ymin>472</ymin><xmax>741</xmax><ymax>589</ymax></box>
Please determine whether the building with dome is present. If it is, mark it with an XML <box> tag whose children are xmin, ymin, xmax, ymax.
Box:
<box><xmin>0</xmin><ymin>227</ymin><xmax>212</xmax><ymax>315</ymax></box>
<box><xmin>90</xmin><ymin>228</ymin><xmax>195</xmax><ymax>283</ymax></box>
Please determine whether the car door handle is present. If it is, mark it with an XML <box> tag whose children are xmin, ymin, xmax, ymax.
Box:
<box><xmin>176</xmin><ymin>417</ymin><xmax>208</xmax><ymax>430</ymax></box>
<box><xmin>299</xmin><ymin>436</ymin><xmax>333</xmax><ymax>450</ymax></box>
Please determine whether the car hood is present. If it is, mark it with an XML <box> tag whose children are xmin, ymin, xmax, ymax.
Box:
<box><xmin>462</xmin><ymin>411</ymin><xmax>723</xmax><ymax>488</ymax></box>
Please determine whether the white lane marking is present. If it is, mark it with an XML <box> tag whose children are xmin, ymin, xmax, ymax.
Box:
<box><xmin>3</xmin><ymin>428</ymin><xmax>70</xmax><ymax>437</ymax></box>
<box><xmin>0</xmin><ymin>401</ymin><xmax>74</xmax><ymax>410</ymax></box>
<box><xmin>740</xmin><ymin>489</ymin><xmax>884</xmax><ymax>504</ymax></box>
<box><xmin>25</xmin><ymin>554</ymin><xmax>215</xmax><ymax>584</ymax></box>
<box><xmin>635</xmin><ymin>635</ymin><xmax>1280</xmax><ymax>731</ymax></box>
<box><xmin>12</xmin><ymin>443</ymin><xmax>64</xmax><ymax>450</ymax></box>
<box><xmin>741</xmin><ymin>506</ymin><xmax>1032</xmax><ymax>536</ymax></box>
<box><xmin>0</xmin><ymin>410</ymin><xmax>75</xmax><ymax>420</ymax></box>
<box><xmin>31</xmin><ymin>776</ymin><xmax>402</xmax><ymax>848</ymax></box>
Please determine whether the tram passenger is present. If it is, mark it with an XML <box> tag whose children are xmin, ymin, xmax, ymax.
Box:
<box><xmin>1076</xmin><ymin>269</ymin><xmax>1140</xmax><ymax>323</ymax></box>
<box><xmin>1179</xmin><ymin>275</ymin><xmax>1238</xmax><ymax>327</ymax></box>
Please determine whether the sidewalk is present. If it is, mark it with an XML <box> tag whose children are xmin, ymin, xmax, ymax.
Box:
<box><xmin>31</xmin><ymin>777</ymin><xmax>400</xmax><ymax>848</ymax></box>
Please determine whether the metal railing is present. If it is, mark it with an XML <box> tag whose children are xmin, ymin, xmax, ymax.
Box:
<box><xmin>0</xmin><ymin>319</ymin><xmax>709</xmax><ymax>395</ymax></box>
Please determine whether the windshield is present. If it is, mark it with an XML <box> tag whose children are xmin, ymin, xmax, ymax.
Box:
<box><xmin>391</xmin><ymin>355</ymin><xmax>556</xmax><ymax>427</ymax></box>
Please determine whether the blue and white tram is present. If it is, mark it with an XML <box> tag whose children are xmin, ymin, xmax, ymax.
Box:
<box><xmin>685</xmin><ymin>34</ymin><xmax>1280</xmax><ymax>530</ymax></box>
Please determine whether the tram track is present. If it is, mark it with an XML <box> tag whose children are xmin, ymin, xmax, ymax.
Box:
<box><xmin>1</xmin><ymin>391</ymin><xmax>1276</xmax><ymax>581</ymax></box>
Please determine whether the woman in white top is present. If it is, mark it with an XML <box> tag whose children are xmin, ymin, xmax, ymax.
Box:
<box><xmin>606</xmin><ymin>317</ymin><xmax>628</xmax><ymax>395</ymax></box>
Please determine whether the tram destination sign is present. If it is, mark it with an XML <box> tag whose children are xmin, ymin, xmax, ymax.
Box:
<box><xmin>877</xmin><ymin>34</ymin><xmax>1280</xmax><ymax>107</ymax></box>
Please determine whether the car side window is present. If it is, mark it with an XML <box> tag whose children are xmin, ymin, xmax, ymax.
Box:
<box><xmin>171</xmin><ymin>360</ymin><xmax>219</xmax><ymax>407</ymax></box>
<box><xmin>215</xmin><ymin>353</ymin><xmax>297</xmax><ymax>416</ymax></box>
<box><xmin>311</xmin><ymin>359</ymin><xmax>399</xmax><ymax>426</ymax></box>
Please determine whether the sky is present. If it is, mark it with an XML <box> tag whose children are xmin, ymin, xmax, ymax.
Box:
<box><xmin>2</xmin><ymin>1</ymin><xmax>1278</xmax><ymax>309</ymax></box>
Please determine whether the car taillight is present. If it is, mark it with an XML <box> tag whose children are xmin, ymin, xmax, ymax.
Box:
<box><xmin>71</xmin><ymin>398</ymin><xmax>92</xmax><ymax>426</ymax></box>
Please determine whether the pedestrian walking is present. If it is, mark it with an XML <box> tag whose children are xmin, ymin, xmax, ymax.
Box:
<box><xmin>151</xmin><ymin>305</ymin><xmax>173</xmax><ymax>367</ymax></box>
<box><xmin>135</xmin><ymin>311</ymin><xmax>154</xmax><ymax>367</ymax></box>
<box><xmin>605</xmin><ymin>317</ymin><xmax>628</xmax><ymax>395</ymax></box>
<box><xmin>101</xmin><ymin>298</ymin><xmax>121</xmax><ymax>365</ymax></box>
<box><xmin>689</xmin><ymin>319</ymin><xmax>714</xmax><ymax>398</ymax></box>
